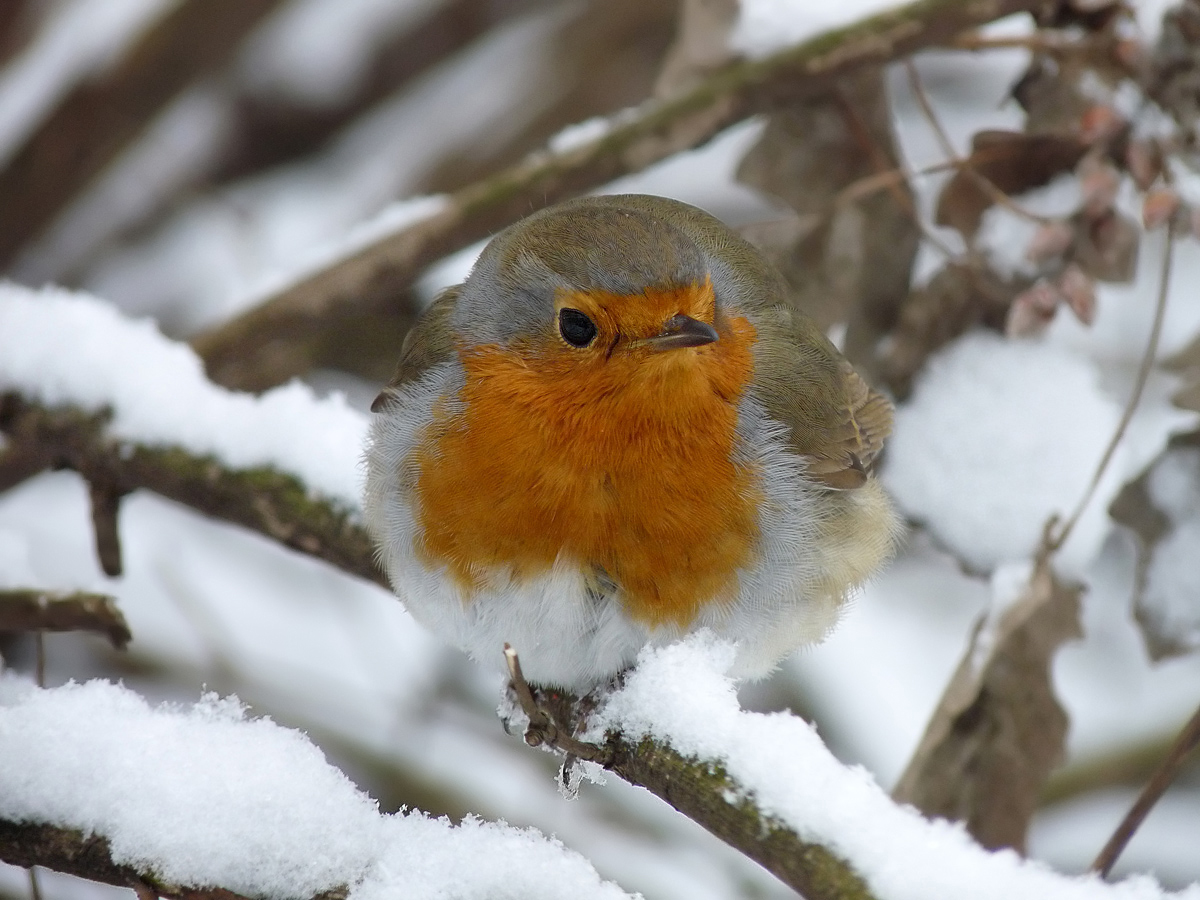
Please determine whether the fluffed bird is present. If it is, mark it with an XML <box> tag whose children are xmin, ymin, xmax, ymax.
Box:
<box><xmin>365</xmin><ymin>194</ymin><xmax>898</xmax><ymax>690</ymax></box>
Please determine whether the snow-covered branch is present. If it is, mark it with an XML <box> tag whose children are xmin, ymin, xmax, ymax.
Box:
<box><xmin>0</xmin><ymin>284</ymin><xmax>380</xmax><ymax>587</ymax></box>
<box><xmin>0</xmin><ymin>589</ymin><xmax>130</xmax><ymax>648</ymax></box>
<box><xmin>0</xmin><ymin>393</ymin><xmax>380</xmax><ymax>587</ymax></box>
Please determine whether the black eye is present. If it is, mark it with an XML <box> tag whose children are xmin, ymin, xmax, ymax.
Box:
<box><xmin>558</xmin><ymin>308</ymin><xmax>597</xmax><ymax>347</ymax></box>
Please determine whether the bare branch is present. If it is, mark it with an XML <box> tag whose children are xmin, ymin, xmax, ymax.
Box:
<box><xmin>1049</xmin><ymin>226</ymin><xmax>1175</xmax><ymax>552</ymax></box>
<box><xmin>0</xmin><ymin>0</ymin><xmax>285</xmax><ymax>269</ymax></box>
<box><xmin>892</xmin><ymin>550</ymin><xmax>1083</xmax><ymax>851</ymax></box>
<box><xmin>1092</xmin><ymin>703</ymin><xmax>1200</xmax><ymax>877</ymax></box>
<box><xmin>192</xmin><ymin>0</ymin><xmax>1047</xmax><ymax>391</ymax></box>
<box><xmin>0</xmin><ymin>589</ymin><xmax>131</xmax><ymax>649</ymax></box>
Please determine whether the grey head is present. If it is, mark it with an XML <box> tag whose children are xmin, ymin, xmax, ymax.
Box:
<box><xmin>451</xmin><ymin>194</ymin><xmax>787</xmax><ymax>347</ymax></box>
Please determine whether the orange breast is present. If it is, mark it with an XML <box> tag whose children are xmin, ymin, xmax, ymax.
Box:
<box><xmin>412</xmin><ymin>312</ymin><xmax>760</xmax><ymax>627</ymax></box>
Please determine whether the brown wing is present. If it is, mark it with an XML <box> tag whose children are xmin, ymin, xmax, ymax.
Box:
<box><xmin>799</xmin><ymin>363</ymin><xmax>893</xmax><ymax>489</ymax></box>
<box><xmin>747</xmin><ymin>303</ymin><xmax>893</xmax><ymax>491</ymax></box>
<box><xmin>370</xmin><ymin>287</ymin><xmax>459</xmax><ymax>412</ymax></box>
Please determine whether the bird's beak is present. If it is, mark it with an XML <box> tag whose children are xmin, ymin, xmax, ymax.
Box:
<box><xmin>641</xmin><ymin>314</ymin><xmax>719</xmax><ymax>351</ymax></box>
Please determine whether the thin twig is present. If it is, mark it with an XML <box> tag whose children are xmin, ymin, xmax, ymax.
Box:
<box><xmin>1092</xmin><ymin>702</ymin><xmax>1200</xmax><ymax>876</ymax></box>
<box><xmin>502</xmin><ymin>645</ymin><xmax>611</xmax><ymax>763</ymax></box>
<box><xmin>1049</xmin><ymin>226</ymin><xmax>1175</xmax><ymax>551</ymax></box>
<box><xmin>903</xmin><ymin>59</ymin><xmax>1053</xmax><ymax>228</ymax></box>
<box><xmin>833</xmin><ymin>85</ymin><xmax>963</xmax><ymax>262</ymax></box>
<box><xmin>27</xmin><ymin>868</ymin><xmax>42</xmax><ymax>900</ymax></box>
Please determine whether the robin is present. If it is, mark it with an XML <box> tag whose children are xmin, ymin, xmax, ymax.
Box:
<box><xmin>364</xmin><ymin>194</ymin><xmax>898</xmax><ymax>691</ymax></box>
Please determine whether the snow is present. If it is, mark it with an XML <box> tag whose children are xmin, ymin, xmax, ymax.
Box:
<box><xmin>732</xmin><ymin>0</ymin><xmax>904</xmax><ymax>59</ymax></box>
<box><xmin>595</xmin><ymin>634</ymin><xmax>1200</xmax><ymax>900</ymax></box>
<box><xmin>548</xmin><ymin>116</ymin><xmax>616</xmax><ymax>155</ymax></box>
<box><xmin>884</xmin><ymin>332</ymin><xmax>1125</xmax><ymax>575</ymax></box>
<box><xmin>0</xmin><ymin>530</ymin><xmax>37</xmax><ymax>589</ymax></box>
<box><xmin>230</xmin><ymin>193</ymin><xmax>450</xmax><ymax>314</ymax></box>
<box><xmin>0</xmin><ymin>675</ymin><xmax>633</xmax><ymax>900</ymax></box>
<box><xmin>0</xmin><ymin>284</ymin><xmax>367</xmax><ymax>508</ymax></box>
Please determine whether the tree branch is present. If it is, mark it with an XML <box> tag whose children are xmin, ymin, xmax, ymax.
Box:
<box><xmin>0</xmin><ymin>0</ymin><xmax>285</xmax><ymax>269</ymax></box>
<box><xmin>0</xmin><ymin>820</ymin><xmax>346</xmax><ymax>900</ymax></box>
<box><xmin>0</xmin><ymin>589</ymin><xmax>131</xmax><ymax>649</ymax></box>
<box><xmin>605</xmin><ymin>734</ymin><xmax>875</xmax><ymax>899</ymax></box>
<box><xmin>0</xmin><ymin>393</ymin><xmax>382</xmax><ymax>589</ymax></box>
<box><xmin>503</xmin><ymin>646</ymin><xmax>876</xmax><ymax>899</ymax></box>
<box><xmin>192</xmin><ymin>0</ymin><xmax>1048</xmax><ymax>391</ymax></box>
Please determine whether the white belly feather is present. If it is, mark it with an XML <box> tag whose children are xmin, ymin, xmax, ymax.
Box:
<box><xmin>363</xmin><ymin>360</ymin><xmax>891</xmax><ymax>690</ymax></box>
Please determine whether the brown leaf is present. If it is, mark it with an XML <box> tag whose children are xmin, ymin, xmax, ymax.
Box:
<box><xmin>1078</xmin><ymin>104</ymin><xmax>1126</xmax><ymax>145</ymax></box>
<box><xmin>1110</xmin><ymin>431</ymin><xmax>1200</xmax><ymax>661</ymax></box>
<box><xmin>1057</xmin><ymin>263</ymin><xmax>1097</xmax><ymax>326</ymax></box>
<box><xmin>1126</xmin><ymin>139</ymin><xmax>1164</xmax><ymax>191</ymax></box>
<box><xmin>1142</xmin><ymin>187</ymin><xmax>1182</xmax><ymax>229</ymax></box>
<box><xmin>892</xmin><ymin>555</ymin><xmax>1083</xmax><ymax>852</ymax></box>
<box><xmin>1006</xmin><ymin>279</ymin><xmax>1062</xmax><ymax>337</ymax></box>
<box><xmin>1072</xmin><ymin>208</ymin><xmax>1140</xmax><ymax>282</ymax></box>
<box><xmin>1078</xmin><ymin>154</ymin><xmax>1121</xmax><ymax>219</ymax></box>
<box><xmin>737</xmin><ymin>69</ymin><xmax>920</xmax><ymax>379</ymax></box>
<box><xmin>1026</xmin><ymin>220</ymin><xmax>1075</xmax><ymax>263</ymax></box>
<box><xmin>935</xmin><ymin>131</ymin><xmax>1087</xmax><ymax>240</ymax></box>
<box><xmin>879</xmin><ymin>264</ymin><xmax>1023</xmax><ymax>397</ymax></box>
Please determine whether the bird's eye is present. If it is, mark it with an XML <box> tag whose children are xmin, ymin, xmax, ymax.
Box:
<box><xmin>558</xmin><ymin>308</ymin><xmax>597</xmax><ymax>347</ymax></box>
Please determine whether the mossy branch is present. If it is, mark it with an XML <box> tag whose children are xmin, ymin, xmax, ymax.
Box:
<box><xmin>192</xmin><ymin>0</ymin><xmax>1047</xmax><ymax>391</ymax></box>
<box><xmin>607</xmin><ymin>734</ymin><xmax>876</xmax><ymax>900</ymax></box>
<box><xmin>0</xmin><ymin>393</ymin><xmax>382</xmax><ymax>589</ymax></box>
<box><xmin>0</xmin><ymin>589</ymin><xmax>131</xmax><ymax>649</ymax></box>
<box><xmin>0</xmin><ymin>820</ymin><xmax>346</xmax><ymax>900</ymax></box>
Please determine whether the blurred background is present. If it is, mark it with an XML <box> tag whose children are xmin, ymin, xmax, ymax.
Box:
<box><xmin>1</xmin><ymin>1</ymin><xmax>1199</xmax><ymax>897</ymax></box>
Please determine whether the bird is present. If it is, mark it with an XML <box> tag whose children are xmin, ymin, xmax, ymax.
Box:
<box><xmin>364</xmin><ymin>194</ymin><xmax>898</xmax><ymax>691</ymax></box>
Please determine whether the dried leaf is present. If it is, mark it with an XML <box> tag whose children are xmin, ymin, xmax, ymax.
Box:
<box><xmin>1057</xmin><ymin>263</ymin><xmax>1097</xmax><ymax>326</ymax></box>
<box><xmin>1078</xmin><ymin>104</ymin><xmax>1126</xmax><ymax>145</ymax></box>
<box><xmin>1126</xmin><ymin>139</ymin><xmax>1164</xmax><ymax>191</ymax></box>
<box><xmin>1078</xmin><ymin>154</ymin><xmax>1121</xmax><ymax>219</ymax></box>
<box><xmin>1026</xmin><ymin>220</ymin><xmax>1075</xmax><ymax>263</ymax></box>
<box><xmin>1111</xmin><ymin>432</ymin><xmax>1200</xmax><ymax>660</ymax></box>
<box><xmin>935</xmin><ymin>131</ymin><xmax>1087</xmax><ymax>240</ymax></box>
<box><xmin>879</xmin><ymin>264</ymin><xmax>1023</xmax><ymax>397</ymax></box>
<box><xmin>1072</xmin><ymin>208</ymin><xmax>1140</xmax><ymax>282</ymax></box>
<box><xmin>1142</xmin><ymin>187</ymin><xmax>1182</xmax><ymax>229</ymax></box>
<box><xmin>1114</xmin><ymin>37</ymin><xmax>1147</xmax><ymax>72</ymax></box>
<box><xmin>1006</xmin><ymin>279</ymin><xmax>1062</xmax><ymax>337</ymax></box>
<box><xmin>1148</xmin><ymin>0</ymin><xmax>1200</xmax><ymax>129</ymax></box>
<box><xmin>1012</xmin><ymin>57</ymin><xmax>1094</xmax><ymax>132</ymax></box>
<box><xmin>892</xmin><ymin>556</ymin><xmax>1083</xmax><ymax>852</ymax></box>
